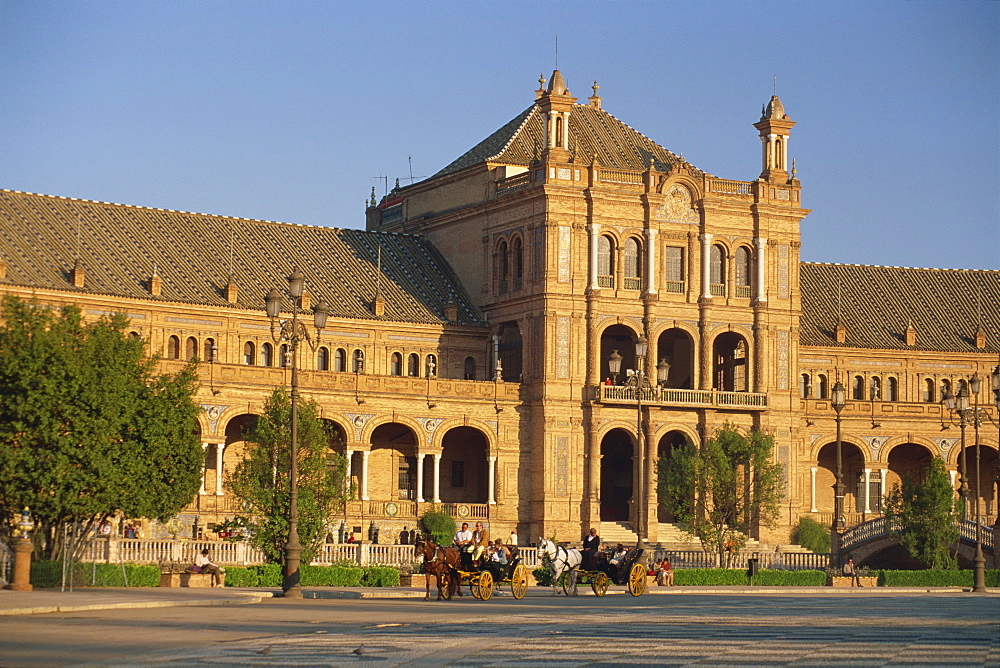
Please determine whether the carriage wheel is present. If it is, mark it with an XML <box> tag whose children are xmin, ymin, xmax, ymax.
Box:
<box><xmin>561</xmin><ymin>571</ymin><xmax>579</xmax><ymax>596</ymax></box>
<box><xmin>591</xmin><ymin>571</ymin><xmax>609</xmax><ymax>597</ymax></box>
<box><xmin>477</xmin><ymin>570</ymin><xmax>493</xmax><ymax>601</ymax></box>
<box><xmin>627</xmin><ymin>563</ymin><xmax>647</xmax><ymax>596</ymax></box>
<box><xmin>510</xmin><ymin>564</ymin><xmax>529</xmax><ymax>600</ymax></box>
<box><xmin>470</xmin><ymin>574</ymin><xmax>482</xmax><ymax>599</ymax></box>
<box><xmin>441</xmin><ymin>572</ymin><xmax>454</xmax><ymax>600</ymax></box>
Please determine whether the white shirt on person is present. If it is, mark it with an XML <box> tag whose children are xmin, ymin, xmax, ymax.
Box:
<box><xmin>454</xmin><ymin>529</ymin><xmax>473</xmax><ymax>544</ymax></box>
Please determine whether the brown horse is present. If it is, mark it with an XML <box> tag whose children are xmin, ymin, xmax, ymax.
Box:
<box><xmin>414</xmin><ymin>537</ymin><xmax>461</xmax><ymax>600</ymax></box>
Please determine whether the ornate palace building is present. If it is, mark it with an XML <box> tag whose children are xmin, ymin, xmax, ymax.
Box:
<box><xmin>3</xmin><ymin>71</ymin><xmax>998</xmax><ymax>559</ymax></box>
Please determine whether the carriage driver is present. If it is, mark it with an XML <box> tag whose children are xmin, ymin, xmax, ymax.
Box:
<box><xmin>453</xmin><ymin>522</ymin><xmax>473</xmax><ymax>552</ymax></box>
<box><xmin>471</xmin><ymin>522</ymin><xmax>490</xmax><ymax>564</ymax></box>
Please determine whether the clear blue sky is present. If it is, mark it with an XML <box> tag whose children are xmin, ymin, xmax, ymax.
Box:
<box><xmin>2</xmin><ymin>1</ymin><xmax>997</xmax><ymax>270</ymax></box>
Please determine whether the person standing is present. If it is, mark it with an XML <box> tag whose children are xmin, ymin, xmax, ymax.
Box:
<box><xmin>507</xmin><ymin>529</ymin><xmax>518</xmax><ymax>547</ymax></box>
<box><xmin>582</xmin><ymin>527</ymin><xmax>600</xmax><ymax>570</ymax></box>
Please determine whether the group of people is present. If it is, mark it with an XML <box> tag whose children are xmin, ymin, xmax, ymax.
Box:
<box><xmin>452</xmin><ymin>521</ymin><xmax>519</xmax><ymax>595</ymax></box>
<box><xmin>582</xmin><ymin>527</ymin><xmax>675</xmax><ymax>585</ymax></box>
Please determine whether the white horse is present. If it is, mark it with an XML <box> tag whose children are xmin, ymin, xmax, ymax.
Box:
<box><xmin>537</xmin><ymin>537</ymin><xmax>582</xmax><ymax>596</ymax></box>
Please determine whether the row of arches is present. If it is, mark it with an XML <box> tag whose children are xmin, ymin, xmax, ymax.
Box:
<box><xmin>165</xmin><ymin>335</ymin><xmax>216</xmax><ymax>362</ymax></box>
<box><xmin>601</xmin><ymin>324</ymin><xmax>748</xmax><ymax>391</ymax></box>
<box><xmin>198</xmin><ymin>414</ymin><xmax>498</xmax><ymax>506</ymax></box>
<box><xmin>800</xmin><ymin>373</ymin><xmax>989</xmax><ymax>403</ymax></box>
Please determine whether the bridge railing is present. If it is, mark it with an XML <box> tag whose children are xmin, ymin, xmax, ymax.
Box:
<box><xmin>841</xmin><ymin>516</ymin><xmax>994</xmax><ymax>552</ymax></box>
<box><xmin>958</xmin><ymin>520</ymin><xmax>995</xmax><ymax>550</ymax></box>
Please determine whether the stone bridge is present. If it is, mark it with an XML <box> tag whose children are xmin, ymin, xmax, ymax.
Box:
<box><xmin>841</xmin><ymin>517</ymin><xmax>996</xmax><ymax>567</ymax></box>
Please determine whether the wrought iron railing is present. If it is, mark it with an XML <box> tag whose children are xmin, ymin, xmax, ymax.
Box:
<box><xmin>599</xmin><ymin>385</ymin><xmax>767</xmax><ymax>409</ymax></box>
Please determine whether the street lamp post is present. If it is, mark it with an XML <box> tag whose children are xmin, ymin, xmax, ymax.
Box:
<box><xmin>265</xmin><ymin>270</ymin><xmax>330</xmax><ymax>598</ymax></box>
<box><xmin>944</xmin><ymin>377</ymin><xmax>991</xmax><ymax>593</ymax></box>
<box><xmin>830</xmin><ymin>381</ymin><xmax>847</xmax><ymax>570</ymax></box>
<box><xmin>992</xmin><ymin>364</ymin><xmax>1000</xmax><ymax>533</ymax></box>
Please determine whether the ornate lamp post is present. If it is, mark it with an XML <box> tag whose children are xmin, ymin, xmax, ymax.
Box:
<box><xmin>608</xmin><ymin>349</ymin><xmax>622</xmax><ymax>386</ymax></box>
<box><xmin>4</xmin><ymin>508</ymin><xmax>34</xmax><ymax>591</ymax></box>
<box><xmin>656</xmin><ymin>358</ymin><xmax>671</xmax><ymax>388</ymax></box>
<box><xmin>630</xmin><ymin>337</ymin><xmax>650</xmax><ymax>551</ymax></box>
<box><xmin>265</xmin><ymin>270</ymin><xmax>330</xmax><ymax>598</ymax></box>
<box><xmin>830</xmin><ymin>380</ymin><xmax>847</xmax><ymax>570</ymax></box>
<box><xmin>993</xmin><ymin>364</ymin><xmax>1000</xmax><ymax>533</ymax></box>
<box><xmin>942</xmin><ymin>387</ymin><xmax>970</xmax><ymax>520</ymax></box>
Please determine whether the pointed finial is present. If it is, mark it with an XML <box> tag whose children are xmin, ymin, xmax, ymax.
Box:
<box><xmin>539</xmin><ymin>73</ymin><xmax>546</xmax><ymax>88</ymax></box>
<box><xmin>773</xmin><ymin>74</ymin><xmax>777</xmax><ymax>95</ymax></box>
<box><xmin>791</xmin><ymin>159</ymin><xmax>797</xmax><ymax>177</ymax></box>
<box><xmin>394</xmin><ymin>177</ymin><xmax>400</xmax><ymax>190</ymax></box>
<box><xmin>592</xmin><ymin>80</ymin><xmax>599</xmax><ymax>97</ymax></box>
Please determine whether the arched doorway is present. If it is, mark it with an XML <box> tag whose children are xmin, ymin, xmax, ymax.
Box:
<box><xmin>713</xmin><ymin>332</ymin><xmax>749</xmax><ymax>391</ymax></box>
<box><xmin>440</xmin><ymin>427</ymin><xmax>490</xmax><ymax>504</ymax></box>
<box><xmin>369</xmin><ymin>423</ymin><xmax>418</xmax><ymax>501</ymax></box>
<box><xmin>886</xmin><ymin>443</ymin><xmax>935</xmax><ymax>494</ymax></box>
<box><xmin>962</xmin><ymin>444</ymin><xmax>999</xmax><ymax>523</ymax></box>
<box><xmin>816</xmin><ymin>441</ymin><xmax>866</xmax><ymax>519</ymax></box>
<box><xmin>656</xmin><ymin>430</ymin><xmax>690</xmax><ymax>523</ymax></box>
<box><xmin>656</xmin><ymin>329</ymin><xmax>694</xmax><ymax>389</ymax></box>
<box><xmin>600</xmin><ymin>324</ymin><xmax>640</xmax><ymax>385</ymax></box>
<box><xmin>600</xmin><ymin>429</ymin><xmax>634</xmax><ymax>521</ymax></box>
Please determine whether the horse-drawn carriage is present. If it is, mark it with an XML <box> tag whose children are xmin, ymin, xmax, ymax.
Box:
<box><xmin>538</xmin><ymin>537</ymin><xmax>648</xmax><ymax>597</ymax></box>
<box><xmin>415</xmin><ymin>538</ymin><xmax>530</xmax><ymax>601</ymax></box>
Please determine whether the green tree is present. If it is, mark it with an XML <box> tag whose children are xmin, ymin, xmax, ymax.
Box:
<box><xmin>0</xmin><ymin>296</ymin><xmax>203</xmax><ymax>558</ymax></box>
<box><xmin>227</xmin><ymin>387</ymin><xmax>349</xmax><ymax>563</ymax></box>
<box><xmin>884</xmin><ymin>457</ymin><xmax>959</xmax><ymax>569</ymax></box>
<box><xmin>791</xmin><ymin>516</ymin><xmax>831</xmax><ymax>554</ymax></box>
<box><xmin>657</xmin><ymin>424</ymin><xmax>784</xmax><ymax>566</ymax></box>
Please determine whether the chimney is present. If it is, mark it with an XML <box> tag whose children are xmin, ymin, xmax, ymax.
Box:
<box><xmin>835</xmin><ymin>322</ymin><xmax>847</xmax><ymax>344</ymax></box>
<box><xmin>224</xmin><ymin>276</ymin><xmax>238</xmax><ymax>304</ymax></box>
<box><xmin>444</xmin><ymin>302</ymin><xmax>459</xmax><ymax>322</ymax></box>
<box><xmin>71</xmin><ymin>259</ymin><xmax>86</xmax><ymax>288</ymax></box>
<box><xmin>299</xmin><ymin>290</ymin><xmax>311</xmax><ymax>311</ymax></box>
<box><xmin>974</xmin><ymin>326</ymin><xmax>986</xmax><ymax>349</ymax></box>
<box><xmin>0</xmin><ymin>257</ymin><xmax>7</xmax><ymax>280</ymax></box>
<box><xmin>904</xmin><ymin>321</ymin><xmax>917</xmax><ymax>346</ymax></box>
<box><xmin>371</xmin><ymin>296</ymin><xmax>385</xmax><ymax>317</ymax></box>
<box><xmin>148</xmin><ymin>268</ymin><xmax>162</xmax><ymax>296</ymax></box>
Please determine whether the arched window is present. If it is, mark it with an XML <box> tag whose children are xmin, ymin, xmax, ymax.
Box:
<box><xmin>185</xmin><ymin>337</ymin><xmax>198</xmax><ymax>361</ymax></box>
<box><xmin>390</xmin><ymin>352</ymin><xmax>402</xmax><ymax>376</ymax></box>
<box><xmin>464</xmin><ymin>356</ymin><xmax>476</xmax><ymax>380</ymax></box>
<box><xmin>799</xmin><ymin>373</ymin><xmax>811</xmax><ymax>399</ymax></box>
<box><xmin>260</xmin><ymin>342</ymin><xmax>273</xmax><ymax>367</ymax></box>
<box><xmin>710</xmin><ymin>245</ymin><xmax>726</xmax><ymax>296</ymax></box>
<box><xmin>735</xmin><ymin>246</ymin><xmax>752</xmax><ymax>297</ymax></box>
<box><xmin>957</xmin><ymin>379</ymin><xmax>968</xmax><ymax>395</ymax></box>
<box><xmin>203</xmin><ymin>338</ymin><xmax>216</xmax><ymax>362</ymax></box>
<box><xmin>129</xmin><ymin>331</ymin><xmax>141</xmax><ymax>339</ymax></box>
<box><xmin>497</xmin><ymin>239</ymin><xmax>509</xmax><ymax>293</ymax></box>
<box><xmin>624</xmin><ymin>237</ymin><xmax>642</xmax><ymax>289</ymax></box>
<box><xmin>243</xmin><ymin>341</ymin><xmax>255</xmax><ymax>366</ymax></box>
<box><xmin>597</xmin><ymin>235</ymin><xmax>614</xmax><ymax>288</ymax></box>
<box><xmin>512</xmin><ymin>236</ymin><xmax>523</xmax><ymax>288</ymax></box>
<box><xmin>353</xmin><ymin>349</ymin><xmax>365</xmax><ymax>373</ymax></box>
<box><xmin>317</xmin><ymin>347</ymin><xmax>329</xmax><ymax>371</ymax></box>
<box><xmin>278</xmin><ymin>344</ymin><xmax>289</xmax><ymax>368</ymax></box>
<box><xmin>923</xmin><ymin>378</ymin><xmax>935</xmax><ymax>403</ymax></box>
<box><xmin>425</xmin><ymin>354</ymin><xmax>437</xmax><ymax>377</ymax></box>
<box><xmin>334</xmin><ymin>348</ymin><xmax>346</xmax><ymax>372</ymax></box>
<box><xmin>852</xmin><ymin>375</ymin><xmax>865</xmax><ymax>400</ymax></box>
<box><xmin>870</xmin><ymin>376</ymin><xmax>882</xmax><ymax>401</ymax></box>
<box><xmin>664</xmin><ymin>246</ymin><xmax>684</xmax><ymax>292</ymax></box>
<box><xmin>817</xmin><ymin>374</ymin><xmax>829</xmax><ymax>399</ymax></box>
<box><xmin>407</xmin><ymin>353</ymin><xmax>420</xmax><ymax>377</ymax></box>
<box><xmin>167</xmin><ymin>335</ymin><xmax>180</xmax><ymax>360</ymax></box>
<box><xmin>940</xmin><ymin>378</ymin><xmax>952</xmax><ymax>399</ymax></box>
<box><xmin>886</xmin><ymin>377</ymin><xmax>899</xmax><ymax>402</ymax></box>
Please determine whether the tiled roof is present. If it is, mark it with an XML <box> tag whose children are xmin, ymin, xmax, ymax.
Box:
<box><xmin>0</xmin><ymin>190</ymin><xmax>486</xmax><ymax>327</ymax></box>
<box><xmin>434</xmin><ymin>103</ymin><xmax>702</xmax><ymax>177</ymax></box>
<box><xmin>800</xmin><ymin>262</ymin><xmax>1000</xmax><ymax>353</ymax></box>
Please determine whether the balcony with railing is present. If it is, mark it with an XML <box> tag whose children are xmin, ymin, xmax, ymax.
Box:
<box><xmin>598</xmin><ymin>385</ymin><xmax>768</xmax><ymax>410</ymax></box>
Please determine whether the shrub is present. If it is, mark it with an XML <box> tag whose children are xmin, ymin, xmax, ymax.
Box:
<box><xmin>361</xmin><ymin>566</ymin><xmax>400</xmax><ymax>587</ymax></box>
<box><xmin>674</xmin><ymin>568</ymin><xmax>749</xmax><ymax>586</ymax></box>
<box><xmin>301</xmin><ymin>565</ymin><xmax>363</xmax><ymax>586</ymax></box>
<box><xmin>419</xmin><ymin>511</ymin><xmax>456</xmax><ymax>546</ymax></box>
<box><xmin>753</xmin><ymin>569</ymin><xmax>826</xmax><ymax>586</ymax></box>
<box><xmin>222</xmin><ymin>566</ymin><xmax>256</xmax><ymax>587</ymax></box>
<box><xmin>877</xmin><ymin>569</ymin><xmax>1000</xmax><ymax>587</ymax></box>
<box><xmin>30</xmin><ymin>561</ymin><xmax>160</xmax><ymax>588</ymax></box>
<box><xmin>791</xmin><ymin>517</ymin><xmax>831</xmax><ymax>553</ymax></box>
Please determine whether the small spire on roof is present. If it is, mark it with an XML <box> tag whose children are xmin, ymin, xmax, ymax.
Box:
<box><xmin>588</xmin><ymin>80</ymin><xmax>602</xmax><ymax>109</ymax></box>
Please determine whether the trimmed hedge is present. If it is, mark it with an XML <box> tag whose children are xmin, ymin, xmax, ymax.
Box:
<box><xmin>674</xmin><ymin>568</ymin><xmax>826</xmax><ymax>586</ymax></box>
<box><xmin>30</xmin><ymin>561</ymin><xmax>160</xmax><ymax>588</ymax></box>
<box><xmin>222</xmin><ymin>564</ymin><xmax>399</xmax><ymax>587</ymax></box>
<box><xmin>878</xmin><ymin>569</ymin><xmax>1000</xmax><ymax>587</ymax></box>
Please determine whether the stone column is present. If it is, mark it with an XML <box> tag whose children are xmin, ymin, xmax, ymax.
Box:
<box><xmin>588</xmin><ymin>223</ymin><xmax>600</xmax><ymax>290</ymax></box>
<box><xmin>810</xmin><ymin>467</ymin><xmax>818</xmax><ymax>512</ymax></box>
<box><xmin>561</xmin><ymin>112</ymin><xmax>571</xmax><ymax>149</ymax></box>
<box><xmin>345</xmin><ymin>449</ymin><xmax>354</xmax><ymax>499</ymax></box>
<box><xmin>360</xmin><ymin>450</ymin><xmax>370</xmax><ymax>501</ymax></box>
<box><xmin>433</xmin><ymin>453</ymin><xmax>442</xmax><ymax>503</ymax></box>
<box><xmin>862</xmin><ymin>468</ymin><xmax>871</xmax><ymax>513</ymax></box>
<box><xmin>199</xmin><ymin>442</ymin><xmax>209</xmax><ymax>495</ymax></box>
<box><xmin>879</xmin><ymin>469</ymin><xmax>887</xmax><ymax>511</ymax></box>
<box><xmin>416</xmin><ymin>453</ymin><xmax>426</xmax><ymax>503</ymax></box>
<box><xmin>754</xmin><ymin>237</ymin><xmax>768</xmax><ymax>302</ymax></box>
<box><xmin>700</xmin><ymin>233</ymin><xmax>713</xmax><ymax>299</ymax></box>
<box><xmin>215</xmin><ymin>444</ymin><xmax>225</xmax><ymax>496</ymax></box>
<box><xmin>645</xmin><ymin>227</ymin><xmax>658</xmax><ymax>295</ymax></box>
<box><xmin>488</xmin><ymin>455</ymin><xmax>497</xmax><ymax>505</ymax></box>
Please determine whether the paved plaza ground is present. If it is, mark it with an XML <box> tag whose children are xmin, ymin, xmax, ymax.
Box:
<box><xmin>1</xmin><ymin>588</ymin><xmax>998</xmax><ymax>666</ymax></box>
